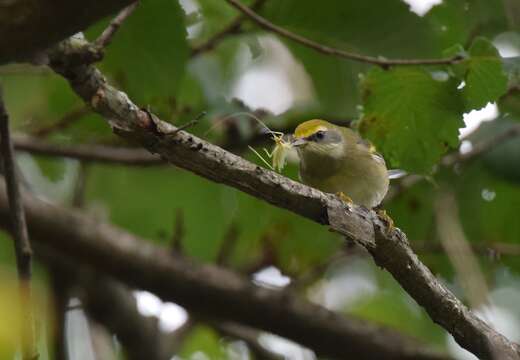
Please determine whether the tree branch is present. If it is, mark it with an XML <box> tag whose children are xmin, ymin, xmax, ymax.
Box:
<box><xmin>94</xmin><ymin>2</ymin><xmax>140</xmax><ymax>49</ymax></box>
<box><xmin>0</xmin><ymin>86</ymin><xmax>38</xmax><ymax>360</ymax></box>
<box><xmin>13</xmin><ymin>136</ymin><xmax>163</xmax><ymax>165</ymax></box>
<box><xmin>222</xmin><ymin>0</ymin><xmax>463</xmax><ymax>67</ymax></box>
<box><xmin>442</xmin><ymin>124</ymin><xmax>520</xmax><ymax>166</ymax></box>
<box><xmin>0</xmin><ymin>0</ymin><xmax>134</xmax><ymax>63</ymax></box>
<box><xmin>45</xmin><ymin>37</ymin><xmax>520</xmax><ymax>360</ymax></box>
<box><xmin>0</xmin><ymin>180</ymin><xmax>446</xmax><ymax>360</ymax></box>
<box><xmin>190</xmin><ymin>0</ymin><xmax>266</xmax><ymax>57</ymax></box>
<box><xmin>29</xmin><ymin>106</ymin><xmax>91</xmax><ymax>138</ymax></box>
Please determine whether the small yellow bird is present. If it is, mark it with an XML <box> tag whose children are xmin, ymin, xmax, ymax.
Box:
<box><xmin>291</xmin><ymin>119</ymin><xmax>389</xmax><ymax>208</ymax></box>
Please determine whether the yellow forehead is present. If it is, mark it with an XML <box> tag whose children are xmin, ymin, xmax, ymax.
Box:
<box><xmin>294</xmin><ymin>119</ymin><xmax>332</xmax><ymax>138</ymax></box>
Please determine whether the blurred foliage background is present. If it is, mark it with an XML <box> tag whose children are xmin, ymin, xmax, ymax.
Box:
<box><xmin>1</xmin><ymin>0</ymin><xmax>520</xmax><ymax>359</ymax></box>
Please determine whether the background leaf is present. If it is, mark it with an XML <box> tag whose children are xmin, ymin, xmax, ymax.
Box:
<box><xmin>359</xmin><ymin>67</ymin><xmax>464</xmax><ymax>173</ymax></box>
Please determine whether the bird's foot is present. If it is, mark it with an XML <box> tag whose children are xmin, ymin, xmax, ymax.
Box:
<box><xmin>376</xmin><ymin>209</ymin><xmax>395</xmax><ymax>235</ymax></box>
<box><xmin>336</xmin><ymin>192</ymin><xmax>353</xmax><ymax>204</ymax></box>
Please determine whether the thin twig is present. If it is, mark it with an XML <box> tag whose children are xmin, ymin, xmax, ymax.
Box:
<box><xmin>95</xmin><ymin>1</ymin><xmax>140</xmax><ymax>49</ymax></box>
<box><xmin>30</xmin><ymin>106</ymin><xmax>90</xmax><ymax>138</ymax></box>
<box><xmin>191</xmin><ymin>0</ymin><xmax>266</xmax><ymax>57</ymax></box>
<box><xmin>0</xmin><ymin>86</ymin><xmax>38</xmax><ymax>360</ymax></box>
<box><xmin>166</xmin><ymin>111</ymin><xmax>205</xmax><ymax>136</ymax></box>
<box><xmin>216</xmin><ymin>222</ymin><xmax>240</xmax><ymax>265</ymax></box>
<box><xmin>13</xmin><ymin>136</ymin><xmax>163</xmax><ymax>165</ymax></box>
<box><xmin>385</xmin><ymin>124</ymin><xmax>520</xmax><ymax>203</ymax></box>
<box><xmin>443</xmin><ymin>124</ymin><xmax>520</xmax><ymax>166</ymax></box>
<box><xmin>224</xmin><ymin>0</ymin><xmax>463</xmax><ymax>67</ymax></box>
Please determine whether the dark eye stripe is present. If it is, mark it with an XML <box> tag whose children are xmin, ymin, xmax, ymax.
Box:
<box><xmin>307</xmin><ymin>129</ymin><xmax>342</xmax><ymax>143</ymax></box>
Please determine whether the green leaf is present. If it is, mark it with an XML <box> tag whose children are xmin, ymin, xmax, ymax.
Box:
<box><xmin>461</xmin><ymin>37</ymin><xmax>508</xmax><ymax>111</ymax></box>
<box><xmin>96</xmin><ymin>0</ymin><xmax>189</xmax><ymax>110</ymax></box>
<box><xmin>425</xmin><ymin>1</ymin><xmax>471</xmax><ymax>49</ymax></box>
<box><xmin>359</xmin><ymin>67</ymin><xmax>464</xmax><ymax>173</ymax></box>
<box><xmin>288</xmin><ymin>45</ymin><xmax>365</xmax><ymax>117</ymax></box>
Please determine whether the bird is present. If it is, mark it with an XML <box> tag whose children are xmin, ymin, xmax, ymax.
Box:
<box><xmin>290</xmin><ymin>119</ymin><xmax>389</xmax><ymax>208</ymax></box>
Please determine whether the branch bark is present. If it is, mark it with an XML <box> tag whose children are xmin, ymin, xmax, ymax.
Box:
<box><xmin>0</xmin><ymin>180</ymin><xmax>446</xmax><ymax>360</ymax></box>
<box><xmin>13</xmin><ymin>135</ymin><xmax>162</xmax><ymax>165</ymax></box>
<box><xmin>0</xmin><ymin>86</ymin><xmax>38</xmax><ymax>360</ymax></box>
<box><xmin>44</xmin><ymin>37</ymin><xmax>520</xmax><ymax>360</ymax></box>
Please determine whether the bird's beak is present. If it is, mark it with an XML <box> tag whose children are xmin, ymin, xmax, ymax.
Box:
<box><xmin>291</xmin><ymin>137</ymin><xmax>307</xmax><ymax>147</ymax></box>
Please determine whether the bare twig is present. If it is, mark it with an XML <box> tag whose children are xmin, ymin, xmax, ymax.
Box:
<box><xmin>385</xmin><ymin>123</ymin><xmax>520</xmax><ymax>203</ymax></box>
<box><xmin>95</xmin><ymin>1</ymin><xmax>140</xmax><ymax>49</ymax></box>
<box><xmin>216</xmin><ymin>222</ymin><xmax>240</xmax><ymax>265</ymax></box>
<box><xmin>443</xmin><ymin>124</ymin><xmax>520</xmax><ymax>166</ymax></box>
<box><xmin>0</xmin><ymin>86</ymin><xmax>38</xmax><ymax>360</ymax></box>
<box><xmin>191</xmin><ymin>0</ymin><xmax>266</xmax><ymax>57</ymax></box>
<box><xmin>166</xmin><ymin>114</ymin><xmax>203</xmax><ymax>136</ymax></box>
<box><xmin>223</xmin><ymin>0</ymin><xmax>463</xmax><ymax>67</ymax></box>
<box><xmin>171</xmin><ymin>209</ymin><xmax>185</xmax><ymax>254</ymax></box>
<box><xmin>30</xmin><ymin>107</ymin><xmax>91</xmax><ymax>138</ymax></box>
<box><xmin>13</xmin><ymin>136</ymin><xmax>163</xmax><ymax>165</ymax></box>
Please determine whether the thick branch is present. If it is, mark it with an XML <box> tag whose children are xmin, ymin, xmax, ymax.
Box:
<box><xmin>223</xmin><ymin>0</ymin><xmax>462</xmax><ymax>67</ymax></box>
<box><xmin>46</xmin><ymin>37</ymin><xmax>520</xmax><ymax>360</ymax></box>
<box><xmin>0</xmin><ymin>181</ymin><xmax>445</xmax><ymax>360</ymax></box>
<box><xmin>0</xmin><ymin>86</ymin><xmax>37</xmax><ymax>360</ymax></box>
<box><xmin>0</xmin><ymin>0</ymin><xmax>134</xmax><ymax>63</ymax></box>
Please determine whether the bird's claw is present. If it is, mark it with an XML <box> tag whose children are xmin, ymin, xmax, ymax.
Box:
<box><xmin>376</xmin><ymin>209</ymin><xmax>395</xmax><ymax>235</ymax></box>
<box><xmin>336</xmin><ymin>192</ymin><xmax>353</xmax><ymax>204</ymax></box>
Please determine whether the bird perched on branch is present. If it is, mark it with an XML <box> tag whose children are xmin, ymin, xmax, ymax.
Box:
<box><xmin>290</xmin><ymin>119</ymin><xmax>389</xmax><ymax>208</ymax></box>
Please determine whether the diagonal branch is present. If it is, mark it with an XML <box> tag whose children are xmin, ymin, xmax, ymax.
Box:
<box><xmin>0</xmin><ymin>180</ymin><xmax>446</xmax><ymax>360</ymax></box>
<box><xmin>94</xmin><ymin>1</ymin><xmax>140</xmax><ymax>49</ymax></box>
<box><xmin>222</xmin><ymin>0</ymin><xmax>463</xmax><ymax>67</ymax></box>
<box><xmin>0</xmin><ymin>87</ymin><xmax>38</xmax><ymax>360</ymax></box>
<box><xmin>29</xmin><ymin>106</ymin><xmax>91</xmax><ymax>138</ymax></box>
<box><xmin>190</xmin><ymin>0</ymin><xmax>266</xmax><ymax>57</ymax></box>
<box><xmin>47</xmin><ymin>38</ymin><xmax>519</xmax><ymax>360</ymax></box>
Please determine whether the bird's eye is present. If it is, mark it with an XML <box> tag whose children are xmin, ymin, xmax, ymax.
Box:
<box><xmin>314</xmin><ymin>131</ymin><xmax>325</xmax><ymax>140</ymax></box>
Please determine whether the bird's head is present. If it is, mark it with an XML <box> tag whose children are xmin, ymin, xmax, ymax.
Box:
<box><xmin>291</xmin><ymin>119</ymin><xmax>345</xmax><ymax>160</ymax></box>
